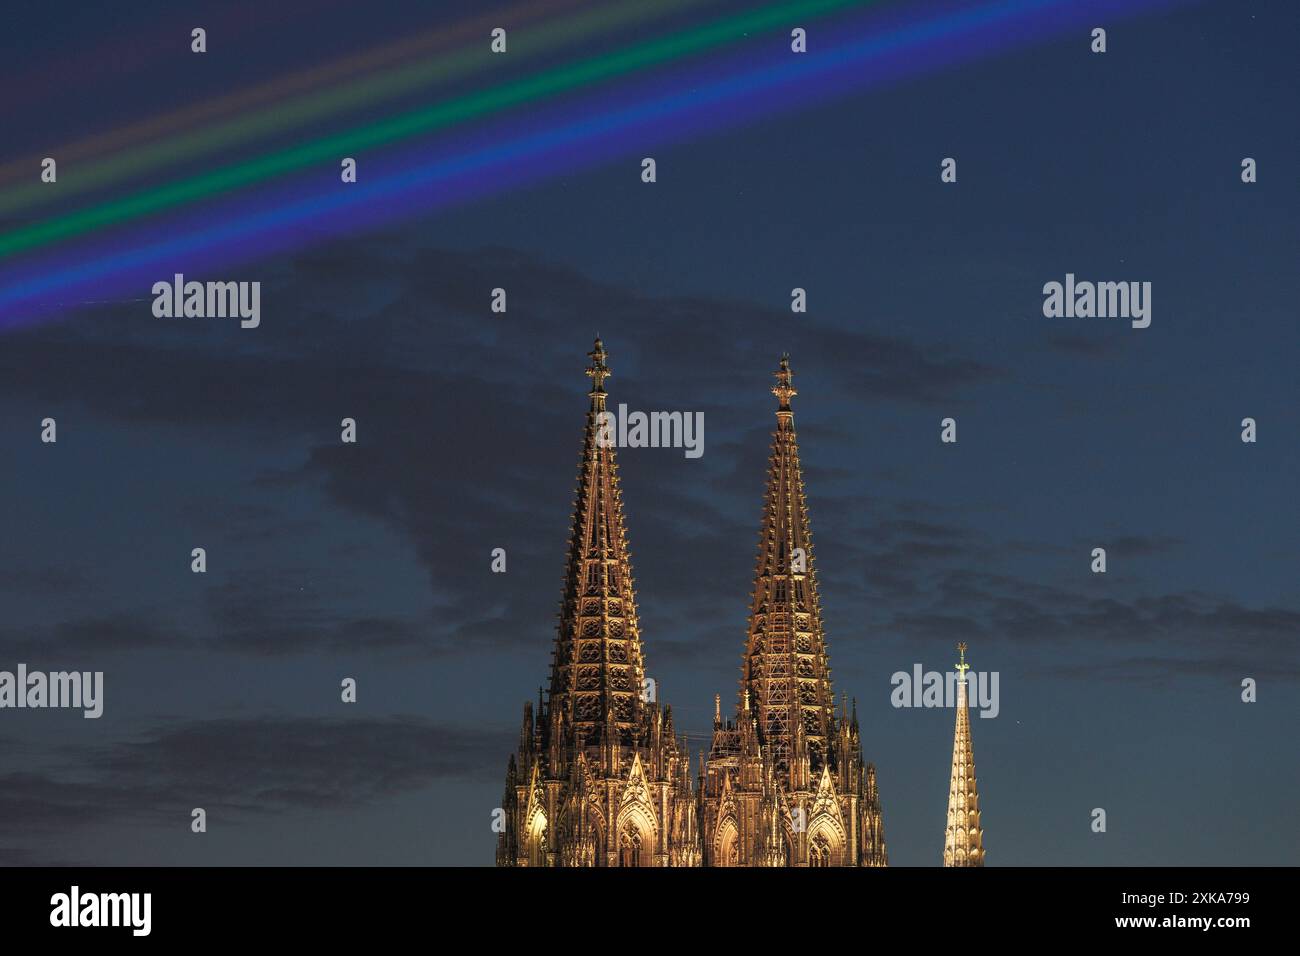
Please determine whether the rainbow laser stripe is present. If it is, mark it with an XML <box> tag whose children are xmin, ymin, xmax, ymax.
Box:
<box><xmin>8</xmin><ymin>0</ymin><xmax>359</xmax><ymax>112</ymax></box>
<box><xmin>0</xmin><ymin>0</ymin><xmax>589</xmax><ymax>183</ymax></box>
<box><xmin>0</xmin><ymin>0</ymin><xmax>1192</xmax><ymax>323</ymax></box>
<box><xmin>0</xmin><ymin>0</ymin><xmax>870</xmax><ymax>257</ymax></box>
<box><xmin>0</xmin><ymin>0</ymin><xmax>732</xmax><ymax>209</ymax></box>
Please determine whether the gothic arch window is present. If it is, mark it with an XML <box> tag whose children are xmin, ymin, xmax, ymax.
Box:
<box><xmin>715</xmin><ymin>818</ymin><xmax>739</xmax><ymax>868</ymax></box>
<box><xmin>525</xmin><ymin>812</ymin><xmax>548</xmax><ymax>868</ymax></box>
<box><xmin>810</xmin><ymin>833</ymin><xmax>831</xmax><ymax>868</ymax></box>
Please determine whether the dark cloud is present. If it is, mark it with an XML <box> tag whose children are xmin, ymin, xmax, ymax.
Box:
<box><xmin>1</xmin><ymin>239</ymin><xmax>1005</xmax><ymax>432</ymax></box>
<box><xmin>0</xmin><ymin>716</ymin><xmax>509</xmax><ymax>845</ymax></box>
<box><xmin>877</xmin><ymin>563</ymin><xmax>1300</xmax><ymax>681</ymax></box>
<box><xmin>0</xmin><ymin>611</ymin><xmax>184</xmax><ymax>660</ymax></box>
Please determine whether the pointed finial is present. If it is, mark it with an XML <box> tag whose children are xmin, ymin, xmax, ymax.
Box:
<box><xmin>586</xmin><ymin>337</ymin><xmax>611</xmax><ymax>404</ymax></box>
<box><xmin>772</xmin><ymin>353</ymin><xmax>797</xmax><ymax>411</ymax></box>
<box><xmin>956</xmin><ymin>642</ymin><xmax>971</xmax><ymax>682</ymax></box>
<box><xmin>714</xmin><ymin>693</ymin><xmax>721</xmax><ymax>725</ymax></box>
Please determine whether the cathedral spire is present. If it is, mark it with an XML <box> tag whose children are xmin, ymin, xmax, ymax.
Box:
<box><xmin>739</xmin><ymin>355</ymin><xmax>835</xmax><ymax>778</ymax></box>
<box><xmin>500</xmin><ymin>340</ymin><xmax>698</xmax><ymax>867</ymax></box>
<box><xmin>943</xmin><ymin>643</ymin><xmax>985</xmax><ymax>867</ymax></box>
<box><xmin>548</xmin><ymin>339</ymin><xmax>647</xmax><ymax>742</ymax></box>
<box><xmin>698</xmin><ymin>356</ymin><xmax>887</xmax><ymax>868</ymax></box>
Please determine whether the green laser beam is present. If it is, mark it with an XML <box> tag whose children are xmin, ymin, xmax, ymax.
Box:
<box><xmin>0</xmin><ymin>0</ymin><xmax>870</xmax><ymax>260</ymax></box>
<box><xmin>0</xmin><ymin>0</ymin><xmax>725</xmax><ymax>217</ymax></box>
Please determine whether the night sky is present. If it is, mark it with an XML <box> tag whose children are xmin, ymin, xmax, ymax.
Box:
<box><xmin>0</xmin><ymin>0</ymin><xmax>1296</xmax><ymax>866</ymax></box>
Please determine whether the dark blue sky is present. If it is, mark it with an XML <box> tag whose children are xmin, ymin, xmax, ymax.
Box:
<box><xmin>0</xmin><ymin>0</ymin><xmax>1296</xmax><ymax>866</ymax></box>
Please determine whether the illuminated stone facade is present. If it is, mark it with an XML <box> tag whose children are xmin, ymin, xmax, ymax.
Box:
<box><xmin>697</xmin><ymin>357</ymin><xmax>886</xmax><ymax>867</ymax></box>
<box><xmin>496</xmin><ymin>340</ymin><xmax>699</xmax><ymax>867</ymax></box>
<box><xmin>498</xmin><ymin>347</ymin><xmax>890</xmax><ymax>867</ymax></box>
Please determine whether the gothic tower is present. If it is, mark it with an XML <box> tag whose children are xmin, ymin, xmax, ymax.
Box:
<box><xmin>496</xmin><ymin>339</ymin><xmax>700</xmax><ymax>867</ymax></box>
<box><xmin>943</xmin><ymin>642</ymin><xmax>984</xmax><ymax>866</ymax></box>
<box><xmin>698</xmin><ymin>356</ymin><xmax>887</xmax><ymax>867</ymax></box>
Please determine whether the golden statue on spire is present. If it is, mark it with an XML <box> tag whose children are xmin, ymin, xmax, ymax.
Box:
<box><xmin>772</xmin><ymin>353</ymin><xmax>797</xmax><ymax>410</ymax></box>
<box><xmin>585</xmin><ymin>336</ymin><xmax>611</xmax><ymax>414</ymax></box>
<box><xmin>586</xmin><ymin>336</ymin><xmax>610</xmax><ymax>393</ymax></box>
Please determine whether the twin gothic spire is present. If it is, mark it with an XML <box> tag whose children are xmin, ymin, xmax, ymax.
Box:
<box><xmin>503</xmin><ymin>340</ymin><xmax>982</xmax><ymax>867</ymax></box>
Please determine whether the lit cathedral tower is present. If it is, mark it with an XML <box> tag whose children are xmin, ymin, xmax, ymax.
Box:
<box><xmin>496</xmin><ymin>339</ymin><xmax>700</xmax><ymax>867</ymax></box>
<box><xmin>698</xmin><ymin>356</ymin><xmax>887</xmax><ymax>867</ymax></box>
<box><xmin>943</xmin><ymin>643</ymin><xmax>984</xmax><ymax>867</ymax></box>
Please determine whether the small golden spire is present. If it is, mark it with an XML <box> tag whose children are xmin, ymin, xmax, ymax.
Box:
<box><xmin>772</xmin><ymin>353</ymin><xmax>797</xmax><ymax>411</ymax></box>
<box><xmin>944</xmin><ymin>640</ymin><xmax>984</xmax><ymax>866</ymax></box>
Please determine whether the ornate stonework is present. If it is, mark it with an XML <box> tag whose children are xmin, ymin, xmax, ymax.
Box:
<box><xmin>497</xmin><ymin>339</ymin><xmax>699</xmax><ymax>867</ymax></box>
<box><xmin>498</xmin><ymin>347</ymin><xmax>892</xmax><ymax>867</ymax></box>
<box><xmin>697</xmin><ymin>356</ymin><xmax>887</xmax><ymax>867</ymax></box>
